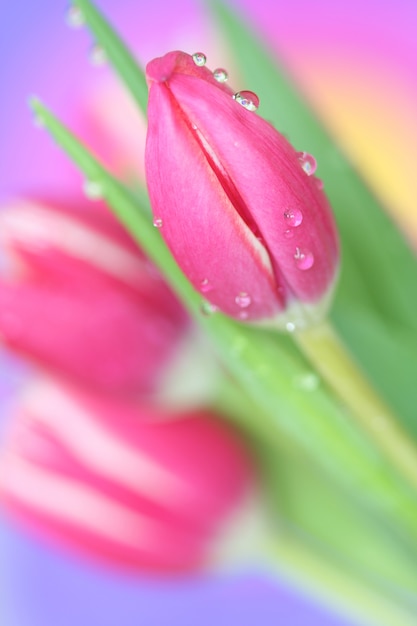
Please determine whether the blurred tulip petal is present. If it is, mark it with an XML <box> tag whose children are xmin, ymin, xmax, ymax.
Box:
<box><xmin>0</xmin><ymin>199</ymin><xmax>189</xmax><ymax>394</ymax></box>
<box><xmin>0</xmin><ymin>376</ymin><xmax>252</xmax><ymax>571</ymax></box>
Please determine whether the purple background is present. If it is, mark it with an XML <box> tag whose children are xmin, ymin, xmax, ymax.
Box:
<box><xmin>3</xmin><ymin>0</ymin><xmax>414</xmax><ymax>623</ymax></box>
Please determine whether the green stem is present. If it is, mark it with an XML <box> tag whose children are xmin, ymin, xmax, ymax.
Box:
<box><xmin>295</xmin><ymin>320</ymin><xmax>417</xmax><ymax>493</ymax></box>
<box><xmin>32</xmin><ymin>98</ymin><xmax>417</xmax><ymax>548</ymax></box>
<box><xmin>260</xmin><ymin>533</ymin><xmax>416</xmax><ymax>626</ymax></box>
<box><xmin>213</xmin><ymin>378</ymin><xmax>417</xmax><ymax>596</ymax></box>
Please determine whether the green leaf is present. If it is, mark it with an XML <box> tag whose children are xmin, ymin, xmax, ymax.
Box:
<box><xmin>30</xmin><ymin>98</ymin><xmax>417</xmax><ymax>552</ymax></box>
<box><xmin>208</xmin><ymin>0</ymin><xmax>417</xmax><ymax>430</ymax></box>
<box><xmin>73</xmin><ymin>0</ymin><xmax>148</xmax><ymax>115</ymax></box>
<box><xmin>266</xmin><ymin>446</ymin><xmax>417</xmax><ymax>607</ymax></box>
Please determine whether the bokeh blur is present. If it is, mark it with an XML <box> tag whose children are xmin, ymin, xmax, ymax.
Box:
<box><xmin>1</xmin><ymin>1</ymin><xmax>416</xmax><ymax>624</ymax></box>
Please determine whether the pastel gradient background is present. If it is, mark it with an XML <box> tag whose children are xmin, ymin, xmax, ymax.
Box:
<box><xmin>0</xmin><ymin>0</ymin><xmax>416</xmax><ymax>624</ymax></box>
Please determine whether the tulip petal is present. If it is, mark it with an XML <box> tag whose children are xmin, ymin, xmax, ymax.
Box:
<box><xmin>0</xmin><ymin>377</ymin><xmax>252</xmax><ymax>571</ymax></box>
<box><xmin>0</xmin><ymin>199</ymin><xmax>188</xmax><ymax>394</ymax></box>
<box><xmin>146</xmin><ymin>52</ymin><xmax>339</xmax><ymax>326</ymax></box>
<box><xmin>146</xmin><ymin>76</ymin><xmax>285</xmax><ymax>321</ymax></box>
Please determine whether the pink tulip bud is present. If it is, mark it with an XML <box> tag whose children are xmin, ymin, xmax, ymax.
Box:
<box><xmin>0</xmin><ymin>199</ymin><xmax>188</xmax><ymax>395</ymax></box>
<box><xmin>145</xmin><ymin>51</ymin><xmax>339</xmax><ymax>330</ymax></box>
<box><xmin>0</xmin><ymin>377</ymin><xmax>252</xmax><ymax>571</ymax></box>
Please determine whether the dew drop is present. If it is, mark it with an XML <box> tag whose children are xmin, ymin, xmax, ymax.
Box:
<box><xmin>83</xmin><ymin>180</ymin><xmax>103</xmax><ymax>200</ymax></box>
<box><xmin>200</xmin><ymin>300</ymin><xmax>217</xmax><ymax>316</ymax></box>
<box><xmin>315</xmin><ymin>178</ymin><xmax>324</xmax><ymax>190</ymax></box>
<box><xmin>153</xmin><ymin>217</ymin><xmax>163</xmax><ymax>228</ymax></box>
<box><xmin>191</xmin><ymin>123</ymin><xmax>198</xmax><ymax>130</ymax></box>
<box><xmin>213</xmin><ymin>68</ymin><xmax>228</xmax><ymax>83</ymax></box>
<box><xmin>293</xmin><ymin>372</ymin><xmax>320</xmax><ymax>392</ymax></box>
<box><xmin>89</xmin><ymin>44</ymin><xmax>107</xmax><ymax>66</ymax></box>
<box><xmin>297</xmin><ymin>152</ymin><xmax>317</xmax><ymax>176</ymax></box>
<box><xmin>66</xmin><ymin>5</ymin><xmax>85</xmax><ymax>28</ymax></box>
<box><xmin>32</xmin><ymin>112</ymin><xmax>45</xmax><ymax>129</ymax></box>
<box><xmin>284</xmin><ymin>229</ymin><xmax>294</xmax><ymax>240</ymax></box>
<box><xmin>235</xmin><ymin>292</ymin><xmax>252</xmax><ymax>308</ymax></box>
<box><xmin>200</xmin><ymin>278</ymin><xmax>212</xmax><ymax>293</ymax></box>
<box><xmin>192</xmin><ymin>52</ymin><xmax>207</xmax><ymax>67</ymax></box>
<box><xmin>294</xmin><ymin>247</ymin><xmax>314</xmax><ymax>270</ymax></box>
<box><xmin>284</xmin><ymin>208</ymin><xmax>303</xmax><ymax>227</ymax></box>
<box><xmin>286</xmin><ymin>321</ymin><xmax>296</xmax><ymax>333</ymax></box>
<box><xmin>233</xmin><ymin>91</ymin><xmax>259</xmax><ymax>112</ymax></box>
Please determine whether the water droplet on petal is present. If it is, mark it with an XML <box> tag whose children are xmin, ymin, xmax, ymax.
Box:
<box><xmin>294</xmin><ymin>247</ymin><xmax>314</xmax><ymax>270</ymax></box>
<box><xmin>286</xmin><ymin>321</ymin><xmax>296</xmax><ymax>333</ymax></box>
<box><xmin>153</xmin><ymin>217</ymin><xmax>163</xmax><ymax>228</ymax></box>
<box><xmin>192</xmin><ymin>52</ymin><xmax>207</xmax><ymax>67</ymax></box>
<box><xmin>213</xmin><ymin>68</ymin><xmax>228</xmax><ymax>82</ymax></box>
<box><xmin>200</xmin><ymin>300</ymin><xmax>217</xmax><ymax>316</ymax></box>
<box><xmin>284</xmin><ymin>208</ymin><xmax>303</xmax><ymax>227</ymax></box>
<box><xmin>89</xmin><ymin>44</ymin><xmax>107</xmax><ymax>66</ymax></box>
<box><xmin>66</xmin><ymin>5</ymin><xmax>85</xmax><ymax>28</ymax></box>
<box><xmin>235</xmin><ymin>292</ymin><xmax>252</xmax><ymax>308</ymax></box>
<box><xmin>297</xmin><ymin>152</ymin><xmax>317</xmax><ymax>176</ymax></box>
<box><xmin>200</xmin><ymin>278</ymin><xmax>212</xmax><ymax>293</ymax></box>
<box><xmin>315</xmin><ymin>178</ymin><xmax>324</xmax><ymax>190</ymax></box>
<box><xmin>83</xmin><ymin>180</ymin><xmax>103</xmax><ymax>200</ymax></box>
<box><xmin>284</xmin><ymin>229</ymin><xmax>294</xmax><ymax>240</ymax></box>
<box><xmin>233</xmin><ymin>91</ymin><xmax>259</xmax><ymax>112</ymax></box>
<box><xmin>238</xmin><ymin>310</ymin><xmax>249</xmax><ymax>320</ymax></box>
<box><xmin>191</xmin><ymin>123</ymin><xmax>198</xmax><ymax>130</ymax></box>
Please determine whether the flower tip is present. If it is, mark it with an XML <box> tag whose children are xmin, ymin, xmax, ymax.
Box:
<box><xmin>145</xmin><ymin>50</ymin><xmax>339</xmax><ymax>329</ymax></box>
<box><xmin>146</xmin><ymin>51</ymin><xmax>182</xmax><ymax>84</ymax></box>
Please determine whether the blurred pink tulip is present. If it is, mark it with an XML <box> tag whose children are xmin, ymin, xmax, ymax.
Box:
<box><xmin>145</xmin><ymin>51</ymin><xmax>339</xmax><ymax>329</ymax></box>
<box><xmin>0</xmin><ymin>376</ymin><xmax>252</xmax><ymax>571</ymax></box>
<box><xmin>0</xmin><ymin>198</ymin><xmax>189</xmax><ymax>395</ymax></box>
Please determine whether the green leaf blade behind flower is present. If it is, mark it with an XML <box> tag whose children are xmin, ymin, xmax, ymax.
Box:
<box><xmin>208</xmin><ymin>0</ymin><xmax>417</xmax><ymax>431</ymax></box>
<box><xmin>73</xmin><ymin>0</ymin><xmax>148</xmax><ymax>116</ymax></box>
<box><xmin>31</xmin><ymin>97</ymin><xmax>417</xmax><ymax>614</ymax></box>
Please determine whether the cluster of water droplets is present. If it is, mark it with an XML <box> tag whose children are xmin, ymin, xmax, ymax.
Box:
<box><xmin>191</xmin><ymin>53</ymin><xmax>259</xmax><ymax>112</ymax></box>
<box><xmin>282</xmin><ymin>208</ymin><xmax>314</xmax><ymax>269</ymax></box>
<box><xmin>66</xmin><ymin>5</ymin><xmax>107</xmax><ymax>67</ymax></box>
<box><xmin>234</xmin><ymin>291</ymin><xmax>252</xmax><ymax>320</ymax></box>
